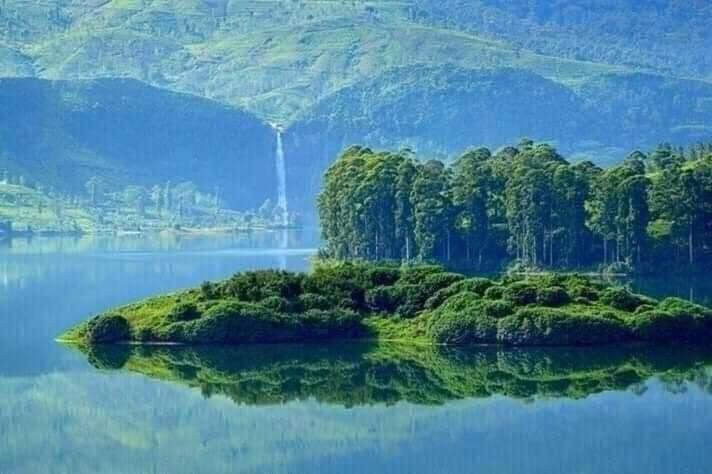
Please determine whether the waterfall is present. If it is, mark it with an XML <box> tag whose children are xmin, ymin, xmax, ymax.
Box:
<box><xmin>274</xmin><ymin>126</ymin><xmax>289</xmax><ymax>227</ymax></box>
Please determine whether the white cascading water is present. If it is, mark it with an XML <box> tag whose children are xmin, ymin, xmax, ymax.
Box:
<box><xmin>274</xmin><ymin>126</ymin><xmax>289</xmax><ymax>227</ymax></box>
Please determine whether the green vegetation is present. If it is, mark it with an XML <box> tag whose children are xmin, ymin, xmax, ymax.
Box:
<box><xmin>319</xmin><ymin>142</ymin><xmax>712</xmax><ymax>272</ymax></box>
<box><xmin>0</xmin><ymin>178</ymin><xmax>295</xmax><ymax>235</ymax></box>
<box><xmin>61</xmin><ymin>262</ymin><xmax>712</xmax><ymax>347</ymax></box>
<box><xmin>75</xmin><ymin>342</ymin><xmax>712</xmax><ymax>407</ymax></box>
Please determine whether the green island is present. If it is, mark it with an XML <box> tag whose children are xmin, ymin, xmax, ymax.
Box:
<box><xmin>75</xmin><ymin>342</ymin><xmax>712</xmax><ymax>406</ymax></box>
<box><xmin>60</xmin><ymin>261</ymin><xmax>712</xmax><ymax>347</ymax></box>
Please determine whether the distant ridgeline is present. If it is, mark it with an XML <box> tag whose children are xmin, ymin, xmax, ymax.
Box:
<box><xmin>318</xmin><ymin>141</ymin><xmax>712</xmax><ymax>273</ymax></box>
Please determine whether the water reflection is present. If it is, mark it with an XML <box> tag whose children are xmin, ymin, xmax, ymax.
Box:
<box><xmin>78</xmin><ymin>343</ymin><xmax>712</xmax><ymax>406</ymax></box>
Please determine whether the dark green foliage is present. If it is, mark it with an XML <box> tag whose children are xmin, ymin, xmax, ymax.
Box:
<box><xmin>658</xmin><ymin>297</ymin><xmax>712</xmax><ymax>318</ymax></box>
<box><xmin>497</xmin><ymin>308</ymin><xmax>628</xmax><ymax>346</ymax></box>
<box><xmin>319</xmin><ymin>143</ymin><xmax>712</xmax><ymax>272</ymax></box>
<box><xmin>221</xmin><ymin>270</ymin><xmax>303</xmax><ymax>302</ymax></box>
<box><xmin>503</xmin><ymin>281</ymin><xmax>538</xmax><ymax>306</ymax></box>
<box><xmin>484</xmin><ymin>285</ymin><xmax>506</xmax><ymax>300</ymax></box>
<box><xmin>86</xmin><ymin>314</ymin><xmax>131</xmax><ymax>344</ymax></box>
<box><xmin>630</xmin><ymin>310</ymin><xmax>697</xmax><ymax>343</ymax></box>
<box><xmin>537</xmin><ymin>286</ymin><xmax>570</xmax><ymax>307</ymax></box>
<box><xmin>600</xmin><ymin>287</ymin><xmax>655</xmax><ymax>312</ymax></box>
<box><xmin>166</xmin><ymin>302</ymin><xmax>200</xmax><ymax>322</ymax></box>
<box><xmin>426</xmin><ymin>293</ymin><xmax>498</xmax><ymax>345</ymax></box>
<box><xmin>399</xmin><ymin>265</ymin><xmax>447</xmax><ymax>285</ymax></box>
<box><xmin>68</xmin><ymin>263</ymin><xmax>712</xmax><ymax>348</ymax></box>
<box><xmin>425</xmin><ymin>277</ymin><xmax>494</xmax><ymax>310</ymax></box>
<box><xmin>365</xmin><ymin>286</ymin><xmax>400</xmax><ymax>313</ymax></box>
<box><xmin>260</xmin><ymin>296</ymin><xmax>292</xmax><ymax>314</ymax></box>
<box><xmin>200</xmin><ymin>281</ymin><xmax>216</xmax><ymax>300</ymax></box>
<box><xmin>482</xmin><ymin>300</ymin><xmax>515</xmax><ymax>319</ymax></box>
<box><xmin>298</xmin><ymin>293</ymin><xmax>331</xmax><ymax>311</ymax></box>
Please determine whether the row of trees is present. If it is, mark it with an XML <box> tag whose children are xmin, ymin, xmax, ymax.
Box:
<box><xmin>318</xmin><ymin>141</ymin><xmax>712</xmax><ymax>271</ymax></box>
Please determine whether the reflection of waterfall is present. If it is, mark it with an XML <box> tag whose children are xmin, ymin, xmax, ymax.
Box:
<box><xmin>274</xmin><ymin>127</ymin><xmax>288</xmax><ymax>227</ymax></box>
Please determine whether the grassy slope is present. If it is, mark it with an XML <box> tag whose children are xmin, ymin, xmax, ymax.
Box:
<box><xmin>0</xmin><ymin>183</ymin><xmax>95</xmax><ymax>232</ymax></box>
<box><xmin>0</xmin><ymin>0</ymin><xmax>631</xmax><ymax>124</ymax></box>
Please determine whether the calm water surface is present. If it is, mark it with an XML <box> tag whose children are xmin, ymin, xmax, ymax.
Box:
<box><xmin>1</xmin><ymin>231</ymin><xmax>712</xmax><ymax>474</ymax></box>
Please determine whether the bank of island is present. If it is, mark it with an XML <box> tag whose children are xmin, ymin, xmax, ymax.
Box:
<box><xmin>60</xmin><ymin>262</ymin><xmax>712</xmax><ymax>347</ymax></box>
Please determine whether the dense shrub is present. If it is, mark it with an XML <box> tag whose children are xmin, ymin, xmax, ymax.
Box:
<box><xmin>629</xmin><ymin>310</ymin><xmax>697</xmax><ymax>342</ymax></box>
<box><xmin>200</xmin><ymin>281</ymin><xmax>216</xmax><ymax>300</ymax></box>
<box><xmin>503</xmin><ymin>281</ymin><xmax>538</xmax><ymax>305</ymax></box>
<box><xmin>634</xmin><ymin>304</ymin><xmax>656</xmax><ymax>314</ymax></box>
<box><xmin>484</xmin><ymin>285</ymin><xmax>506</xmax><ymax>300</ymax></box>
<box><xmin>399</xmin><ymin>265</ymin><xmax>446</xmax><ymax>285</ymax></box>
<box><xmin>299</xmin><ymin>293</ymin><xmax>331</xmax><ymax>311</ymax></box>
<box><xmin>497</xmin><ymin>308</ymin><xmax>629</xmax><ymax>345</ymax></box>
<box><xmin>537</xmin><ymin>286</ymin><xmax>570</xmax><ymax>307</ymax></box>
<box><xmin>366</xmin><ymin>286</ymin><xmax>400</xmax><ymax>312</ymax></box>
<box><xmin>482</xmin><ymin>299</ymin><xmax>515</xmax><ymax>319</ymax></box>
<box><xmin>260</xmin><ymin>296</ymin><xmax>292</xmax><ymax>313</ymax></box>
<box><xmin>658</xmin><ymin>297</ymin><xmax>712</xmax><ymax>318</ymax></box>
<box><xmin>424</xmin><ymin>278</ymin><xmax>493</xmax><ymax>310</ymax></box>
<box><xmin>166</xmin><ymin>302</ymin><xmax>201</xmax><ymax>322</ymax></box>
<box><xmin>392</xmin><ymin>284</ymin><xmax>433</xmax><ymax>318</ymax></box>
<box><xmin>600</xmin><ymin>287</ymin><xmax>655</xmax><ymax>311</ymax></box>
<box><xmin>222</xmin><ymin>270</ymin><xmax>303</xmax><ymax>302</ymax></box>
<box><xmin>86</xmin><ymin>314</ymin><xmax>131</xmax><ymax>344</ymax></box>
<box><xmin>425</xmin><ymin>292</ymin><xmax>500</xmax><ymax>344</ymax></box>
<box><xmin>303</xmin><ymin>266</ymin><xmax>366</xmax><ymax>310</ymax></box>
<box><xmin>365</xmin><ymin>266</ymin><xmax>402</xmax><ymax>288</ymax></box>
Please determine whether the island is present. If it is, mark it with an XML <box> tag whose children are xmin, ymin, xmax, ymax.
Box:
<box><xmin>60</xmin><ymin>261</ymin><xmax>712</xmax><ymax>347</ymax></box>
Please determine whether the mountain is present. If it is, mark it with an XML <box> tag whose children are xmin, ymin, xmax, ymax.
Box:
<box><xmin>2</xmin><ymin>0</ymin><xmax>709</xmax><ymax>125</ymax></box>
<box><xmin>1</xmin><ymin>1</ymin><xmax>711</xmax><ymax>215</ymax></box>
<box><xmin>0</xmin><ymin>77</ymin><xmax>276</xmax><ymax>209</ymax></box>
<box><xmin>282</xmin><ymin>65</ymin><xmax>712</xmax><ymax>213</ymax></box>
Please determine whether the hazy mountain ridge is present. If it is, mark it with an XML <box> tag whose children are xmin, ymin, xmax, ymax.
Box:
<box><xmin>1</xmin><ymin>1</ymin><xmax>711</xmax><ymax>214</ymax></box>
<box><xmin>0</xmin><ymin>77</ymin><xmax>276</xmax><ymax>209</ymax></box>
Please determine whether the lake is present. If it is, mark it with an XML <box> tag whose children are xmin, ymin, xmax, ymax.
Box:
<box><xmin>1</xmin><ymin>231</ymin><xmax>712</xmax><ymax>474</ymax></box>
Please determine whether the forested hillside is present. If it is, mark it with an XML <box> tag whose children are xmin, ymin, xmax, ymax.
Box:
<box><xmin>1</xmin><ymin>1</ymin><xmax>710</xmax><ymax>215</ymax></box>
<box><xmin>318</xmin><ymin>141</ymin><xmax>712</xmax><ymax>272</ymax></box>
<box><xmin>0</xmin><ymin>77</ymin><xmax>276</xmax><ymax>209</ymax></box>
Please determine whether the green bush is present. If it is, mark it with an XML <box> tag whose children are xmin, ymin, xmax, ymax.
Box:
<box><xmin>482</xmin><ymin>299</ymin><xmax>515</xmax><ymax>319</ymax></box>
<box><xmin>200</xmin><ymin>281</ymin><xmax>216</xmax><ymax>300</ymax></box>
<box><xmin>366</xmin><ymin>286</ymin><xmax>400</xmax><ymax>312</ymax></box>
<box><xmin>484</xmin><ymin>285</ymin><xmax>506</xmax><ymax>300</ymax></box>
<box><xmin>629</xmin><ymin>310</ymin><xmax>697</xmax><ymax>342</ymax></box>
<box><xmin>365</xmin><ymin>266</ymin><xmax>401</xmax><ymax>288</ymax></box>
<box><xmin>166</xmin><ymin>302</ymin><xmax>201</xmax><ymax>322</ymax></box>
<box><xmin>392</xmin><ymin>284</ymin><xmax>433</xmax><ymax>318</ymax></box>
<box><xmin>600</xmin><ymin>287</ymin><xmax>655</xmax><ymax>311</ymax></box>
<box><xmin>222</xmin><ymin>270</ymin><xmax>303</xmax><ymax>302</ymax></box>
<box><xmin>399</xmin><ymin>265</ymin><xmax>446</xmax><ymax>285</ymax></box>
<box><xmin>658</xmin><ymin>297</ymin><xmax>712</xmax><ymax>318</ymax></box>
<box><xmin>497</xmin><ymin>308</ymin><xmax>629</xmax><ymax>345</ymax></box>
<box><xmin>424</xmin><ymin>277</ymin><xmax>493</xmax><ymax>310</ymax></box>
<box><xmin>298</xmin><ymin>293</ymin><xmax>331</xmax><ymax>311</ymax></box>
<box><xmin>537</xmin><ymin>286</ymin><xmax>570</xmax><ymax>307</ymax></box>
<box><xmin>86</xmin><ymin>314</ymin><xmax>131</xmax><ymax>344</ymax></box>
<box><xmin>260</xmin><ymin>296</ymin><xmax>292</xmax><ymax>313</ymax></box>
<box><xmin>503</xmin><ymin>281</ymin><xmax>538</xmax><ymax>305</ymax></box>
<box><xmin>634</xmin><ymin>304</ymin><xmax>656</xmax><ymax>314</ymax></box>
